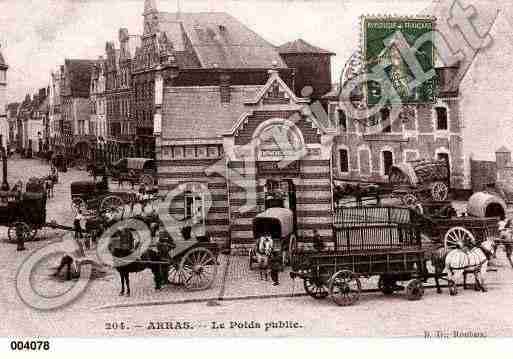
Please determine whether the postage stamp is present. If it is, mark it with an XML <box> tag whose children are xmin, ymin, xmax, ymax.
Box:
<box><xmin>362</xmin><ymin>16</ymin><xmax>436</xmax><ymax>105</ymax></box>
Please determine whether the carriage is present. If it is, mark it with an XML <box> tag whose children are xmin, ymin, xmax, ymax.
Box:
<box><xmin>389</xmin><ymin>159</ymin><xmax>450</xmax><ymax>206</ymax></box>
<box><xmin>70</xmin><ymin>177</ymin><xmax>138</xmax><ymax>217</ymax></box>
<box><xmin>249</xmin><ymin>208</ymin><xmax>297</xmax><ymax>270</ymax></box>
<box><xmin>1</xmin><ymin>190</ymin><xmax>47</xmax><ymax>242</ymax></box>
<box><xmin>109</xmin><ymin>157</ymin><xmax>156</xmax><ymax>186</ymax></box>
<box><xmin>290</xmin><ymin>206</ymin><xmax>429</xmax><ymax>306</ymax></box>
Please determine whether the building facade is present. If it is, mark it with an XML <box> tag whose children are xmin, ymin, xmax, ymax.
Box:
<box><xmin>59</xmin><ymin>59</ymin><xmax>95</xmax><ymax>159</ymax></box>
<box><xmin>0</xmin><ymin>46</ymin><xmax>8</xmax><ymax>148</ymax></box>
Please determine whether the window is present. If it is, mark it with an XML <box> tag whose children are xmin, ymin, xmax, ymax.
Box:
<box><xmin>382</xmin><ymin>150</ymin><xmax>393</xmax><ymax>176</ymax></box>
<box><xmin>436</xmin><ymin>107</ymin><xmax>448</xmax><ymax>130</ymax></box>
<box><xmin>339</xmin><ymin>149</ymin><xmax>349</xmax><ymax>173</ymax></box>
<box><xmin>381</xmin><ymin>108</ymin><xmax>391</xmax><ymax>133</ymax></box>
<box><xmin>338</xmin><ymin>109</ymin><xmax>347</xmax><ymax>132</ymax></box>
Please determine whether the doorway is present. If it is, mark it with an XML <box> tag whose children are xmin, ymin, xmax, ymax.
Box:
<box><xmin>264</xmin><ymin>179</ymin><xmax>297</xmax><ymax>229</ymax></box>
<box><xmin>382</xmin><ymin>150</ymin><xmax>393</xmax><ymax>176</ymax></box>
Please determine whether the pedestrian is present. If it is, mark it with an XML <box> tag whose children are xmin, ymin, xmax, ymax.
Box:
<box><xmin>269</xmin><ymin>250</ymin><xmax>281</xmax><ymax>286</ymax></box>
<box><xmin>313</xmin><ymin>229</ymin><xmax>323</xmax><ymax>252</ymax></box>
<box><xmin>74</xmin><ymin>209</ymin><xmax>87</xmax><ymax>248</ymax></box>
<box><xmin>16</xmin><ymin>224</ymin><xmax>26</xmax><ymax>252</ymax></box>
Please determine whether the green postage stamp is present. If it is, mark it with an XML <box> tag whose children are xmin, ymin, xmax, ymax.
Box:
<box><xmin>362</xmin><ymin>16</ymin><xmax>436</xmax><ymax>105</ymax></box>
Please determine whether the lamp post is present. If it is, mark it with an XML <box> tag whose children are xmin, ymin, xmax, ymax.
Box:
<box><xmin>0</xmin><ymin>134</ymin><xmax>9</xmax><ymax>191</ymax></box>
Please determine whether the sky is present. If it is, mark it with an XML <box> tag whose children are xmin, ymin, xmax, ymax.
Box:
<box><xmin>0</xmin><ymin>0</ymin><xmax>435</xmax><ymax>103</ymax></box>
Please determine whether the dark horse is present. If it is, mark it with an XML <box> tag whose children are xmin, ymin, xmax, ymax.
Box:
<box><xmin>111</xmin><ymin>229</ymin><xmax>170</xmax><ymax>296</ymax></box>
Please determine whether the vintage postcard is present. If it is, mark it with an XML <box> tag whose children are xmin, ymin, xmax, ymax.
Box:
<box><xmin>0</xmin><ymin>0</ymin><xmax>512</xmax><ymax>352</ymax></box>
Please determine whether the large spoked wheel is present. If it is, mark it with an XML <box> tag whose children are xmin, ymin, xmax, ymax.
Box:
<box><xmin>406</xmin><ymin>279</ymin><xmax>424</xmax><ymax>300</ymax></box>
<box><xmin>167</xmin><ymin>264</ymin><xmax>186</xmax><ymax>286</ymax></box>
<box><xmin>303</xmin><ymin>276</ymin><xmax>329</xmax><ymax>299</ymax></box>
<box><xmin>100</xmin><ymin>195</ymin><xmax>125</xmax><ymax>217</ymax></box>
<box><xmin>180</xmin><ymin>247</ymin><xmax>218</xmax><ymax>291</ymax></box>
<box><xmin>401</xmin><ymin>193</ymin><xmax>418</xmax><ymax>207</ymax></box>
<box><xmin>7</xmin><ymin>222</ymin><xmax>31</xmax><ymax>243</ymax></box>
<box><xmin>71</xmin><ymin>197</ymin><xmax>87</xmax><ymax>215</ymax></box>
<box><xmin>328</xmin><ymin>270</ymin><xmax>362</xmax><ymax>306</ymax></box>
<box><xmin>431</xmin><ymin>181</ymin><xmax>449</xmax><ymax>201</ymax></box>
<box><xmin>444</xmin><ymin>226</ymin><xmax>475</xmax><ymax>249</ymax></box>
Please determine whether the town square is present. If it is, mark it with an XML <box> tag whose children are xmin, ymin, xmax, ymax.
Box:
<box><xmin>1</xmin><ymin>0</ymin><xmax>513</xmax><ymax>344</ymax></box>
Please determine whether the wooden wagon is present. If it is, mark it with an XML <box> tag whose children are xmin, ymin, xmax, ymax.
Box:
<box><xmin>1</xmin><ymin>191</ymin><xmax>47</xmax><ymax>242</ymax></box>
<box><xmin>389</xmin><ymin>159</ymin><xmax>450</xmax><ymax>206</ymax></box>
<box><xmin>290</xmin><ymin>206</ymin><xmax>431</xmax><ymax>305</ymax></box>
<box><xmin>110</xmin><ymin>157</ymin><xmax>156</xmax><ymax>186</ymax></box>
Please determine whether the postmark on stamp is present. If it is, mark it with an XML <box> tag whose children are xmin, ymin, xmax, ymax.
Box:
<box><xmin>362</xmin><ymin>16</ymin><xmax>436</xmax><ymax>105</ymax></box>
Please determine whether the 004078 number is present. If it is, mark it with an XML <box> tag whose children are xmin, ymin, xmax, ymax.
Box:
<box><xmin>10</xmin><ymin>340</ymin><xmax>50</xmax><ymax>351</ymax></box>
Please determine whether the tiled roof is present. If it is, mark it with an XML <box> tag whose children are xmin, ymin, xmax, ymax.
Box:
<box><xmin>277</xmin><ymin>39</ymin><xmax>335</xmax><ymax>55</ymax></box>
<box><xmin>157</xmin><ymin>12</ymin><xmax>287</xmax><ymax>69</ymax></box>
<box><xmin>64</xmin><ymin>59</ymin><xmax>95</xmax><ymax>98</ymax></box>
<box><xmin>162</xmin><ymin>85</ymin><xmax>260</xmax><ymax>139</ymax></box>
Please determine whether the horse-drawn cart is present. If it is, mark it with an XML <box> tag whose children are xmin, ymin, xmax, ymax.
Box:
<box><xmin>290</xmin><ymin>206</ymin><xmax>429</xmax><ymax>305</ymax></box>
<box><xmin>249</xmin><ymin>208</ymin><xmax>297</xmax><ymax>270</ymax></box>
<box><xmin>389</xmin><ymin>159</ymin><xmax>450</xmax><ymax>206</ymax></box>
<box><xmin>1</xmin><ymin>191</ymin><xmax>47</xmax><ymax>242</ymax></box>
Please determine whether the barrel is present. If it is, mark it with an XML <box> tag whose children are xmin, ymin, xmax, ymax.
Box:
<box><xmin>467</xmin><ymin>192</ymin><xmax>506</xmax><ymax>219</ymax></box>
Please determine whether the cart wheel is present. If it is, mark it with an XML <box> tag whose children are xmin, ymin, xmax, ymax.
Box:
<box><xmin>401</xmin><ymin>193</ymin><xmax>418</xmax><ymax>207</ymax></box>
<box><xmin>7</xmin><ymin>222</ymin><xmax>31</xmax><ymax>242</ymax></box>
<box><xmin>444</xmin><ymin>226</ymin><xmax>475</xmax><ymax>249</ymax></box>
<box><xmin>71</xmin><ymin>198</ymin><xmax>87</xmax><ymax>215</ymax></box>
<box><xmin>180</xmin><ymin>247</ymin><xmax>218</xmax><ymax>291</ymax></box>
<box><xmin>303</xmin><ymin>276</ymin><xmax>329</xmax><ymax>299</ymax></box>
<box><xmin>100</xmin><ymin>195</ymin><xmax>125</xmax><ymax>217</ymax></box>
<box><xmin>140</xmin><ymin>175</ymin><xmax>154</xmax><ymax>186</ymax></box>
<box><xmin>431</xmin><ymin>181</ymin><xmax>449</xmax><ymax>201</ymax></box>
<box><xmin>328</xmin><ymin>270</ymin><xmax>361</xmax><ymax>306</ymax></box>
<box><xmin>167</xmin><ymin>265</ymin><xmax>186</xmax><ymax>285</ymax></box>
<box><xmin>378</xmin><ymin>275</ymin><xmax>395</xmax><ymax>295</ymax></box>
<box><xmin>406</xmin><ymin>279</ymin><xmax>424</xmax><ymax>300</ymax></box>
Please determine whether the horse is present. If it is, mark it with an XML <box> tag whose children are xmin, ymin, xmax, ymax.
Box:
<box><xmin>255</xmin><ymin>235</ymin><xmax>273</xmax><ymax>281</ymax></box>
<box><xmin>110</xmin><ymin>227</ymin><xmax>172</xmax><ymax>296</ymax></box>
<box><xmin>498</xmin><ymin>218</ymin><xmax>513</xmax><ymax>268</ymax></box>
<box><xmin>431</xmin><ymin>238</ymin><xmax>496</xmax><ymax>295</ymax></box>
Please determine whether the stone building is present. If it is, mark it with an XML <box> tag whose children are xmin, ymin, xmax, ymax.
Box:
<box><xmin>6</xmin><ymin>102</ymin><xmax>19</xmax><ymax>147</ymax></box>
<box><xmin>0</xmin><ymin>46</ymin><xmax>8</xmax><ymax>148</ymax></box>
<box><xmin>90</xmin><ymin>57</ymin><xmax>107</xmax><ymax>141</ymax></box>
<box><xmin>49</xmin><ymin>67</ymin><xmax>63</xmax><ymax>152</ymax></box>
<box><xmin>104</xmin><ymin>29</ymin><xmax>141</xmax><ymax>163</ymax></box>
<box><xmin>59</xmin><ymin>59</ymin><xmax>95</xmax><ymax>159</ymax></box>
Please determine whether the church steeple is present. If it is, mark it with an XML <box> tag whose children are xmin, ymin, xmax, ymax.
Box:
<box><xmin>143</xmin><ymin>0</ymin><xmax>158</xmax><ymax>16</ymax></box>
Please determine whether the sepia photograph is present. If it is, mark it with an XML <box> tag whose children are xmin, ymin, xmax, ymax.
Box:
<box><xmin>0</xmin><ymin>0</ymin><xmax>512</xmax><ymax>353</ymax></box>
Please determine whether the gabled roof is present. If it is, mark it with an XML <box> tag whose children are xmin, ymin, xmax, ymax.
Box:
<box><xmin>63</xmin><ymin>59</ymin><xmax>95</xmax><ymax>98</ymax></box>
<box><xmin>277</xmin><ymin>38</ymin><xmax>335</xmax><ymax>55</ymax></box>
<box><xmin>156</xmin><ymin>12</ymin><xmax>287</xmax><ymax>69</ymax></box>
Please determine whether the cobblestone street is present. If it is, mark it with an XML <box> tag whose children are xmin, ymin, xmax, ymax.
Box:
<box><xmin>1</xmin><ymin>158</ymin><xmax>513</xmax><ymax>337</ymax></box>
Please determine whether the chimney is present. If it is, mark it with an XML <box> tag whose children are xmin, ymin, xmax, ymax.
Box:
<box><xmin>219</xmin><ymin>72</ymin><xmax>230</xmax><ymax>103</ymax></box>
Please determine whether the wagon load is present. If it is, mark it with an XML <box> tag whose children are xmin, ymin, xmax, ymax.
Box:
<box><xmin>389</xmin><ymin>159</ymin><xmax>450</xmax><ymax>205</ymax></box>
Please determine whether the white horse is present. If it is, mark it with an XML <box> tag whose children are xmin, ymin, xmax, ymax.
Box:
<box><xmin>431</xmin><ymin>238</ymin><xmax>496</xmax><ymax>295</ymax></box>
<box><xmin>255</xmin><ymin>235</ymin><xmax>273</xmax><ymax>281</ymax></box>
